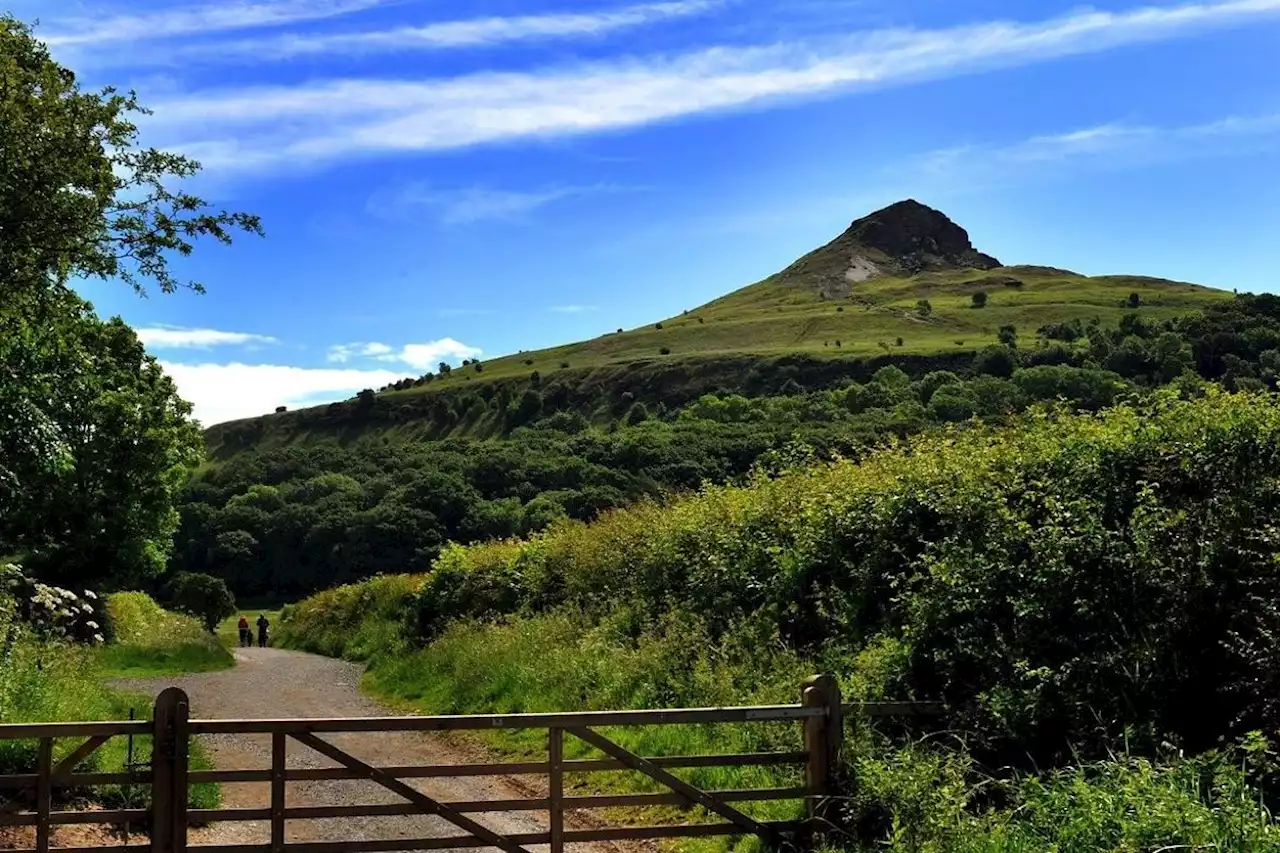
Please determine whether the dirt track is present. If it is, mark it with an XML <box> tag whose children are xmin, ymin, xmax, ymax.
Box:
<box><xmin>113</xmin><ymin>646</ymin><xmax>645</xmax><ymax>853</ymax></box>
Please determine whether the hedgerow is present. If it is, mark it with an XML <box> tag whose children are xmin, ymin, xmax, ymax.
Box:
<box><xmin>396</xmin><ymin>389</ymin><xmax>1280</xmax><ymax>764</ymax></box>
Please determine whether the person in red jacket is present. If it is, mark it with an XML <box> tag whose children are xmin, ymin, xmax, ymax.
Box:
<box><xmin>237</xmin><ymin>615</ymin><xmax>251</xmax><ymax>647</ymax></box>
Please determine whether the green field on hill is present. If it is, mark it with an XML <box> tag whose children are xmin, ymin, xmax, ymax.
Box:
<box><xmin>407</xmin><ymin>265</ymin><xmax>1228</xmax><ymax>388</ymax></box>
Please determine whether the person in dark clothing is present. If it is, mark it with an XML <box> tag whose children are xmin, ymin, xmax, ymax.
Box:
<box><xmin>237</xmin><ymin>615</ymin><xmax>251</xmax><ymax>647</ymax></box>
<box><xmin>256</xmin><ymin>614</ymin><xmax>270</xmax><ymax>648</ymax></box>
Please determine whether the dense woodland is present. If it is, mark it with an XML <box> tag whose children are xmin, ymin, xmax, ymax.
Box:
<box><xmin>178</xmin><ymin>293</ymin><xmax>1280</xmax><ymax>598</ymax></box>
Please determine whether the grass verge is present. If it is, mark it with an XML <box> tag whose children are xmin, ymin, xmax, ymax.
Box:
<box><xmin>1</xmin><ymin>627</ymin><xmax>219</xmax><ymax>809</ymax></box>
<box><xmin>97</xmin><ymin>592</ymin><xmax>233</xmax><ymax>678</ymax></box>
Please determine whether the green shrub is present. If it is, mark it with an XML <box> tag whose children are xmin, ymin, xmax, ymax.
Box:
<box><xmin>385</xmin><ymin>389</ymin><xmax>1280</xmax><ymax>765</ymax></box>
<box><xmin>1012</xmin><ymin>365</ymin><xmax>1125</xmax><ymax>410</ymax></box>
<box><xmin>278</xmin><ymin>574</ymin><xmax>424</xmax><ymax>660</ymax></box>
<box><xmin>973</xmin><ymin>344</ymin><xmax>1017</xmax><ymax>377</ymax></box>
<box><xmin>848</xmin><ymin>744</ymin><xmax>1280</xmax><ymax>853</ymax></box>
<box><xmin>927</xmin><ymin>383</ymin><xmax>977</xmax><ymax>421</ymax></box>
<box><xmin>164</xmin><ymin>572</ymin><xmax>236</xmax><ymax>632</ymax></box>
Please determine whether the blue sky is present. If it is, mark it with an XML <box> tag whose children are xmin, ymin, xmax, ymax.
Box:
<box><xmin>22</xmin><ymin>0</ymin><xmax>1280</xmax><ymax>424</ymax></box>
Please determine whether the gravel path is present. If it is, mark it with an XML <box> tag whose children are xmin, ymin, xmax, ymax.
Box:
<box><xmin>113</xmin><ymin>647</ymin><xmax>646</xmax><ymax>853</ymax></box>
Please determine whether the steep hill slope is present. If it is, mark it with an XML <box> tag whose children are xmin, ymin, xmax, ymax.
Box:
<box><xmin>444</xmin><ymin>199</ymin><xmax>1223</xmax><ymax>378</ymax></box>
<box><xmin>205</xmin><ymin>200</ymin><xmax>1229</xmax><ymax>450</ymax></box>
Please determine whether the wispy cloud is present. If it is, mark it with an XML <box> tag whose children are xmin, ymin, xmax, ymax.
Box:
<box><xmin>161</xmin><ymin>361</ymin><xmax>403</xmax><ymax>425</ymax></box>
<box><xmin>120</xmin><ymin>1</ymin><xmax>718</xmax><ymax>66</ymax></box>
<box><xmin>327</xmin><ymin>341</ymin><xmax>394</xmax><ymax>362</ymax></box>
<box><xmin>137</xmin><ymin>326</ymin><xmax>279</xmax><ymax>349</ymax></box>
<box><xmin>914</xmin><ymin>112</ymin><xmax>1280</xmax><ymax>180</ymax></box>
<box><xmin>550</xmin><ymin>305</ymin><xmax>597</xmax><ymax>313</ymax></box>
<box><xmin>147</xmin><ymin>0</ymin><xmax>1280</xmax><ymax>175</ymax></box>
<box><xmin>41</xmin><ymin>0</ymin><xmax>399</xmax><ymax>47</ymax></box>
<box><xmin>327</xmin><ymin>338</ymin><xmax>482</xmax><ymax>368</ymax></box>
<box><xmin>371</xmin><ymin>183</ymin><xmax>618</xmax><ymax>224</ymax></box>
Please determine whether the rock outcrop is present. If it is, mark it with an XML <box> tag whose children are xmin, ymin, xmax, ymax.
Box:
<box><xmin>775</xmin><ymin>199</ymin><xmax>1002</xmax><ymax>297</ymax></box>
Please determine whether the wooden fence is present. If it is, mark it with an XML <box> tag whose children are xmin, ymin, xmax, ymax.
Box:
<box><xmin>0</xmin><ymin>676</ymin><xmax>939</xmax><ymax>853</ymax></box>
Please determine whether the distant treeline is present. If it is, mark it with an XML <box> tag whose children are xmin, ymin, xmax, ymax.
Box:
<box><xmin>176</xmin><ymin>294</ymin><xmax>1280</xmax><ymax>597</ymax></box>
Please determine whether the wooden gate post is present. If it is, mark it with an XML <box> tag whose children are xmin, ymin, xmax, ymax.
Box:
<box><xmin>801</xmin><ymin>674</ymin><xmax>842</xmax><ymax>832</ymax></box>
<box><xmin>151</xmin><ymin>687</ymin><xmax>190</xmax><ymax>853</ymax></box>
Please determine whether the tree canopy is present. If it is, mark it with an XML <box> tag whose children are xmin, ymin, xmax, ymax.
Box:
<box><xmin>1</xmin><ymin>15</ymin><xmax>259</xmax><ymax>588</ymax></box>
<box><xmin>1</xmin><ymin>293</ymin><xmax>203</xmax><ymax>587</ymax></box>
<box><xmin>165</xmin><ymin>572</ymin><xmax>237</xmax><ymax>633</ymax></box>
<box><xmin>0</xmin><ymin>16</ymin><xmax>261</xmax><ymax>303</ymax></box>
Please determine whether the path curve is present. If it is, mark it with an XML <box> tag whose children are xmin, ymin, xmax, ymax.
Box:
<box><xmin>114</xmin><ymin>646</ymin><xmax>648</xmax><ymax>853</ymax></box>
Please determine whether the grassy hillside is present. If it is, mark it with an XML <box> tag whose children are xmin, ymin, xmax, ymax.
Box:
<box><xmin>205</xmin><ymin>202</ymin><xmax>1230</xmax><ymax>448</ymax></box>
<box><xmin>190</xmin><ymin>292</ymin><xmax>1280</xmax><ymax>600</ymax></box>
<box><xmin>205</xmin><ymin>267</ymin><xmax>1227</xmax><ymax>452</ymax></box>
<box><xmin>421</xmin><ymin>265</ymin><xmax>1225</xmax><ymax>383</ymax></box>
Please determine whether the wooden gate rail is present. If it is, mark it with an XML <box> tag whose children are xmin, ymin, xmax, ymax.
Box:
<box><xmin>184</xmin><ymin>750</ymin><xmax>808</xmax><ymax>783</ymax></box>
<box><xmin>184</xmin><ymin>705</ymin><xmax>824</xmax><ymax>734</ymax></box>
<box><xmin>0</xmin><ymin>675</ymin><xmax>943</xmax><ymax>853</ymax></box>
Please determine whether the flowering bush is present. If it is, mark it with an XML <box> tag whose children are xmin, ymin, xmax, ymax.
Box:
<box><xmin>1</xmin><ymin>563</ymin><xmax>106</xmax><ymax>645</ymax></box>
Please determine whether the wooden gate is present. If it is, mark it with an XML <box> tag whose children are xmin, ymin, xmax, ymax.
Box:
<box><xmin>0</xmin><ymin>676</ymin><xmax>939</xmax><ymax>853</ymax></box>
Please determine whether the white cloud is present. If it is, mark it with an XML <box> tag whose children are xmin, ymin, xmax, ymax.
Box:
<box><xmin>915</xmin><ymin>112</ymin><xmax>1280</xmax><ymax>180</ymax></box>
<box><xmin>41</xmin><ymin>0</ymin><xmax>398</xmax><ymax>47</ymax></box>
<box><xmin>165</xmin><ymin>336</ymin><xmax>483</xmax><ymax>424</ymax></box>
<box><xmin>136</xmin><ymin>326</ymin><xmax>279</xmax><ymax>349</ymax></box>
<box><xmin>398</xmin><ymin>339</ymin><xmax>483</xmax><ymax>369</ymax></box>
<box><xmin>111</xmin><ymin>1</ymin><xmax>717</xmax><ymax>65</ymax></box>
<box><xmin>146</xmin><ymin>0</ymin><xmax>1280</xmax><ymax>174</ymax></box>
<box><xmin>160</xmin><ymin>361</ymin><xmax>403</xmax><ymax>426</ymax></box>
<box><xmin>371</xmin><ymin>183</ymin><xmax>613</xmax><ymax>224</ymax></box>
<box><xmin>327</xmin><ymin>338</ymin><xmax>482</xmax><ymax>368</ymax></box>
<box><xmin>550</xmin><ymin>305</ymin><xmax>597</xmax><ymax>313</ymax></box>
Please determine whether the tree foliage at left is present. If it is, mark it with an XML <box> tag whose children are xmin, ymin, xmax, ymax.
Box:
<box><xmin>0</xmin><ymin>15</ymin><xmax>260</xmax><ymax>588</ymax></box>
<box><xmin>1</xmin><ymin>293</ymin><xmax>205</xmax><ymax>587</ymax></box>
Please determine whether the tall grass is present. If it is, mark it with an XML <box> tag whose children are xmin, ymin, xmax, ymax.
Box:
<box><xmin>98</xmin><ymin>592</ymin><xmax>233</xmax><ymax>677</ymax></box>
<box><xmin>842</xmin><ymin>745</ymin><xmax>1279</xmax><ymax>852</ymax></box>
<box><xmin>284</xmin><ymin>600</ymin><xmax>813</xmax><ymax>832</ymax></box>
<box><xmin>0</xmin><ymin>624</ymin><xmax>219</xmax><ymax>809</ymax></box>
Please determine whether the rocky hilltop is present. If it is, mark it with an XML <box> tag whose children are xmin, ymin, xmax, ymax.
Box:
<box><xmin>844</xmin><ymin>199</ymin><xmax>1002</xmax><ymax>273</ymax></box>
<box><xmin>777</xmin><ymin>199</ymin><xmax>1002</xmax><ymax>297</ymax></box>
